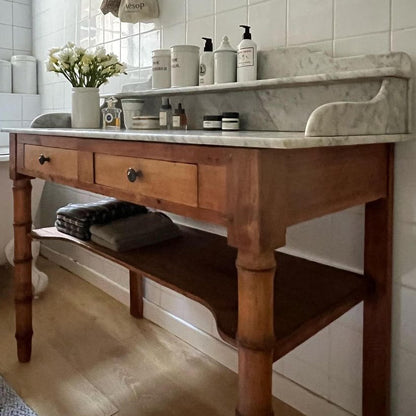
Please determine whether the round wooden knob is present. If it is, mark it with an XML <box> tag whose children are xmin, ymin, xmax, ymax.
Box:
<box><xmin>127</xmin><ymin>168</ymin><xmax>142</xmax><ymax>182</ymax></box>
<box><xmin>38</xmin><ymin>154</ymin><xmax>50</xmax><ymax>165</ymax></box>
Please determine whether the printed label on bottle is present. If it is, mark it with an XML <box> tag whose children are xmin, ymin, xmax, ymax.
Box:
<box><xmin>172</xmin><ymin>116</ymin><xmax>180</xmax><ymax>127</ymax></box>
<box><xmin>105</xmin><ymin>113</ymin><xmax>114</xmax><ymax>124</ymax></box>
<box><xmin>159</xmin><ymin>112</ymin><xmax>167</xmax><ymax>126</ymax></box>
<box><xmin>237</xmin><ymin>47</ymin><xmax>254</xmax><ymax>68</ymax></box>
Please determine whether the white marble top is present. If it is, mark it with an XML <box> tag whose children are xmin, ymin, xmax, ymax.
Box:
<box><xmin>104</xmin><ymin>67</ymin><xmax>410</xmax><ymax>98</ymax></box>
<box><xmin>2</xmin><ymin>128</ymin><xmax>414</xmax><ymax>149</ymax></box>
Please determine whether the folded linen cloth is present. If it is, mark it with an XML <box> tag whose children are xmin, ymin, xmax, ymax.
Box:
<box><xmin>118</xmin><ymin>0</ymin><xmax>159</xmax><ymax>23</ymax></box>
<box><xmin>100</xmin><ymin>0</ymin><xmax>121</xmax><ymax>16</ymax></box>
<box><xmin>56</xmin><ymin>199</ymin><xmax>147</xmax><ymax>227</ymax></box>
<box><xmin>90</xmin><ymin>212</ymin><xmax>181</xmax><ymax>252</ymax></box>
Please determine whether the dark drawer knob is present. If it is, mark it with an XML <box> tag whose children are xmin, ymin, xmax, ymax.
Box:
<box><xmin>38</xmin><ymin>154</ymin><xmax>50</xmax><ymax>165</ymax></box>
<box><xmin>127</xmin><ymin>167</ymin><xmax>143</xmax><ymax>183</ymax></box>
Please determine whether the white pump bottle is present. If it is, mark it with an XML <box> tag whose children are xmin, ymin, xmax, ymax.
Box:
<box><xmin>199</xmin><ymin>37</ymin><xmax>214</xmax><ymax>85</ymax></box>
<box><xmin>237</xmin><ymin>25</ymin><xmax>257</xmax><ymax>82</ymax></box>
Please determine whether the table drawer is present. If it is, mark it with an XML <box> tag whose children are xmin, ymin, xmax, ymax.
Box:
<box><xmin>94</xmin><ymin>153</ymin><xmax>198</xmax><ymax>207</ymax></box>
<box><xmin>24</xmin><ymin>144</ymin><xmax>78</xmax><ymax>180</ymax></box>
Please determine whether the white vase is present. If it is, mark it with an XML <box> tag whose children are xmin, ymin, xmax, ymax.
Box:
<box><xmin>71</xmin><ymin>87</ymin><xmax>100</xmax><ymax>129</ymax></box>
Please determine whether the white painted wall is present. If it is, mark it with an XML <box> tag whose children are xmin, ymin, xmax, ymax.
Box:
<box><xmin>31</xmin><ymin>1</ymin><xmax>416</xmax><ymax>416</ymax></box>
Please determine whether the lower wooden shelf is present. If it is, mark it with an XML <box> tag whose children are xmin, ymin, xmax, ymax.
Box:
<box><xmin>32</xmin><ymin>226</ymin><xmax>371</xmax><ymax>361</ymax></box>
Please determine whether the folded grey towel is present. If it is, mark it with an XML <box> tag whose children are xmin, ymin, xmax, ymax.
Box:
<box><xmin>90</xmin><ymin>212</ymin><xmax>181</xmax><ymax>252</ymax></box>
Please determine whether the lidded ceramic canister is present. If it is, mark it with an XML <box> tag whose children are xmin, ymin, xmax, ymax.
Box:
<box><xmin>152</xmin><ymin>49</ymin><xmax>171</xmax><ymax>89</ymax></box>
<box><xmin>11</xmin><ymin>55</ymin><xmax>37</xmax><ymax>94</ymax></box>
<box><xmin>170</xmin><ymin>45</ymin><xmax>200</xmax><ymax>87</ymax></box>
<box><xmin>0</xmin><ymin>60</ymin><xmax>12</xmax><ymax>93</ymax></box>
<box><xmin>214</xmin><ymin>36</ymin><xmax>237</xmax><ymax>84</ymax></box>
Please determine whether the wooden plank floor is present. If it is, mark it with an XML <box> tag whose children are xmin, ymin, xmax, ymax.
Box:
<box><xmin>0</xmin><ymin>259</ymin><xmax>303</xmax><ymax>416</ymax></box>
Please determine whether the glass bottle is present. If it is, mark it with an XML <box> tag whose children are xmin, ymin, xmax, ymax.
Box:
<box><xmin>172</xmin><ymin>103</ymin><xmax>187</xmax><ymax>130</ymax></box>
<box><xmin>102</xmin><ymin>97</ymin><xmax>122</xmax><ymax>130</ymax></box>
<box><xmin>159</xmin><ymin>97</ymin><xmax>172</xmax><ymax>129</ymax></box>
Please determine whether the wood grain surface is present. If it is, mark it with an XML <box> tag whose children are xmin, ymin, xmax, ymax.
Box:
<box><xmin>0</xmin><ymin>260</ymin><xmax>303</xmax><ymax>416</ymax></box>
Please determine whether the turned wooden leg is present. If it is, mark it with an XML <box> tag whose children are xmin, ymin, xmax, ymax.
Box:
<box><xmin>129</xmin><ymin>270</ymin><xmax>143</xmax><ymax>318</ymax></box>
<box><xmin>362</xmin><ymin>146</ymin><xmax>393</xmax><ymax>416</ymax></box>
<box><xmin>236</xmin><ymin>250</ymin><xmax>276</xmax><ymax>416</ymax></box>
<box><xmin>13</xmin><ymin>178</ymin><xmax>33</xmax><ymax>363</ymax></box>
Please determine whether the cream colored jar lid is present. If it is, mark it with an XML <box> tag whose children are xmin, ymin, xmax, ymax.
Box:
<box><xmin>170</xmin><ymin>45</ymin><xmax>199</xmax><ymax>53</ymax></box>
<box><xmin>11</xmin><ymin>55</ymin><xmax>36</xmax><ymax>62</ymax></box>
<box><xmin>152</xmin><ymin>49</ymin><xmax>171</xmax><ymax>56</ymax></box>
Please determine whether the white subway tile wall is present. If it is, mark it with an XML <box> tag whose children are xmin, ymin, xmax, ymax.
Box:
<box><xmin>0</xmin><ymin>0</ymin><xmax>32</xmax><ymax>60</ymax></box>
<box><xmin>0</xmin><ymin>94</ymin><xmax>41</xmax><ymax>146</ymax></box>
<box><xmin>31</xmin><ymin>1</ymin><xmax>416</xmax><ymax>415</ymax></box>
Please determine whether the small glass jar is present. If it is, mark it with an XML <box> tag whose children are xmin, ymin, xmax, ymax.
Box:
<box><xmin>203</xmin><ymin>115</ymin><xmax>222</xmax><ymax>130</ymax></box>
<box><xmin>221</xmin><ymin>112</ymin><xmax>239</xmax><ymax>131</ymax></box>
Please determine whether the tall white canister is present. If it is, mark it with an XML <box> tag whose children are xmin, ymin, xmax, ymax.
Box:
<box><xmin>0</xmin><ymin>60</ymin><xmax>12</xmax><ymax>93</ymax></box>
<box><xmin>152</xmin><ymin>49</ymin><xmax>171</xmax><ymax>89</ymax></box>
<box><xmin>170</xmin><ymin>45</ymin><xmax>199</xmax><ymax>87</ymax></box>
<box><xmin>11</xmin><ymin>55</ymin><xmax>37</xmax><ymax>94</ymax></box>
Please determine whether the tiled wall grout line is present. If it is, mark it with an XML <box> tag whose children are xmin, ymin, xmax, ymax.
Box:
<box><xmin>389</xmin><ymin>0</ymin><xmax>393</xmax><ymax>51</ymax></box>
<box><xmin>331</xmin><ymin>0</ymin><xmax>335</xmax><ymax>56</ymax></box>
<box><xmin>285</xmin><ymin>0</ymin><xmax>288</xmax><ymax>47</ymax></box>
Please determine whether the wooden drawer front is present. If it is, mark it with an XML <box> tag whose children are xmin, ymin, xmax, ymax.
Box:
<box><xmin>95</xmin><ymin>153</ymin><xmax>198</xmax><ymax>207</ymax></box>
<box><xmin>24</xmin><ymin>145</ymin><xmax>78</xmax><ymax>180</ymax></box>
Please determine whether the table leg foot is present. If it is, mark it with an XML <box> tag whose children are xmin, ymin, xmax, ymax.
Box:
<box><xmin>235</xmin><ymin>250</ymin><xmax>276</xmax><ymax>416</ymax></box>
<box><xmin>129</xmin><ymin>270</ymin><xmax>143</xmax><ymax>318</ymax></box>
<box><xmin>16</xmin><ymin>332</ymin><xmax>33</xmax><ymax>363</ymax></box>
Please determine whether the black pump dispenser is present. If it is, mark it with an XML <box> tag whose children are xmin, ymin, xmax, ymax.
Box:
<box><xmin>202</xmin><ymin>37</ymin><xmax>213</xmax><ymax>52</ymax></box>
<box><xmin>240</xmin><ymin>25</ymin><xmax>252</xmax><ymax>39</ymax></box>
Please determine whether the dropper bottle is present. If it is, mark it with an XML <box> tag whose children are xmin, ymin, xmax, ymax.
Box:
<box><xmin>159</xmin><ymin>97</ymin><xmax>172</xmax><ymax>129</ymax></box>
<box><xmin>172</xmin><ymin>103</ymin><xmax>187</xmax><ymax>130</ymax></box>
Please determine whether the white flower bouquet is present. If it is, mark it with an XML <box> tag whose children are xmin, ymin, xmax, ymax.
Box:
<box><xmin>46</xmin><ymin>42</ymin><xmax>126</xmax><ymax>88</ymax></box>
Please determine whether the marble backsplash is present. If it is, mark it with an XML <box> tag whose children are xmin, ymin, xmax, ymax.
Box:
<box><xmin>140</xmin><ymin>78</ymin><xmax>407</xmax><ymax>132</ymax></box>
<box><xmin>125</xmin><ymin>47</ymin><xmax>411</xmax><ymax>134</ymax></box>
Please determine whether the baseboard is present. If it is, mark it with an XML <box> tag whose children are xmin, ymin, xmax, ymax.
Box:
<box><xmin>40</xmin><ymin>243</ymin><xmax>352</xmax><ymax>416</ymax></box>
<box><xmin>40</xmin><ymin>243</ymin><xmax>130</xmax><ymax>306</ymax></box>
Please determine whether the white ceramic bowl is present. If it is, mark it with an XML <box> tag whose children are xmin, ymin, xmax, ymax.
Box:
<box><xmin>131</xmin><ymin>115</ymin><xmax>160</xmax><ymax>129</ymax></box>
<box><xmin>121</xmin><ymin>98</ymin><xmax>145</xmax><ymax>129</ymax></box>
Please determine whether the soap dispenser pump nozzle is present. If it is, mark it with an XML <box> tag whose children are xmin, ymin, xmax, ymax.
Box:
<box><xmin>240</xmin><ymin>25</ymin><xmax>252</xmax><ymax>39</ymax></box>
<box><xmin>202</xmin><ymin>37</ymin><xmax>213</xmax><ymax>52</ymax></box>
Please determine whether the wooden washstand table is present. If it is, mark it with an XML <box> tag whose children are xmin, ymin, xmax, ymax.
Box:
<box><xmin>6</xmin><ymin>128</ymin><xmax>412</xmax><ymax>416</ymax></box>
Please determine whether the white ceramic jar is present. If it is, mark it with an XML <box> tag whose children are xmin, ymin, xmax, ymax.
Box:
<box><xmin>214</xmin><ymin>36</ymin><xmax>237</xmax><ymax>84</ymax></box>
<box><xmin>11</xmin><ymin>55</ymin><xmax>37</xmax><ymax>94</ymax></box>
<box><xmin>170</xmin><ymin>45</ymin><xmax>200</xmax><ymax>87</ymax></box>
<box><xmin>0</xmin><ymin>60</ymin><xmax>12</xmax><ymax>93</ymax></box>
<box><xmin>72</xmin><ymin>87</ymin><xmax>100</xmax><ymax>129</ymax></box>
<box><xmin>121</xmin><ymin>98</ymin><xmax>145</xmax><ymax>129</ymax></box>
<box><xmin>152</xmin><ymin>49</ymin><xmax>171</xmax><ymax>89</ymax></box>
